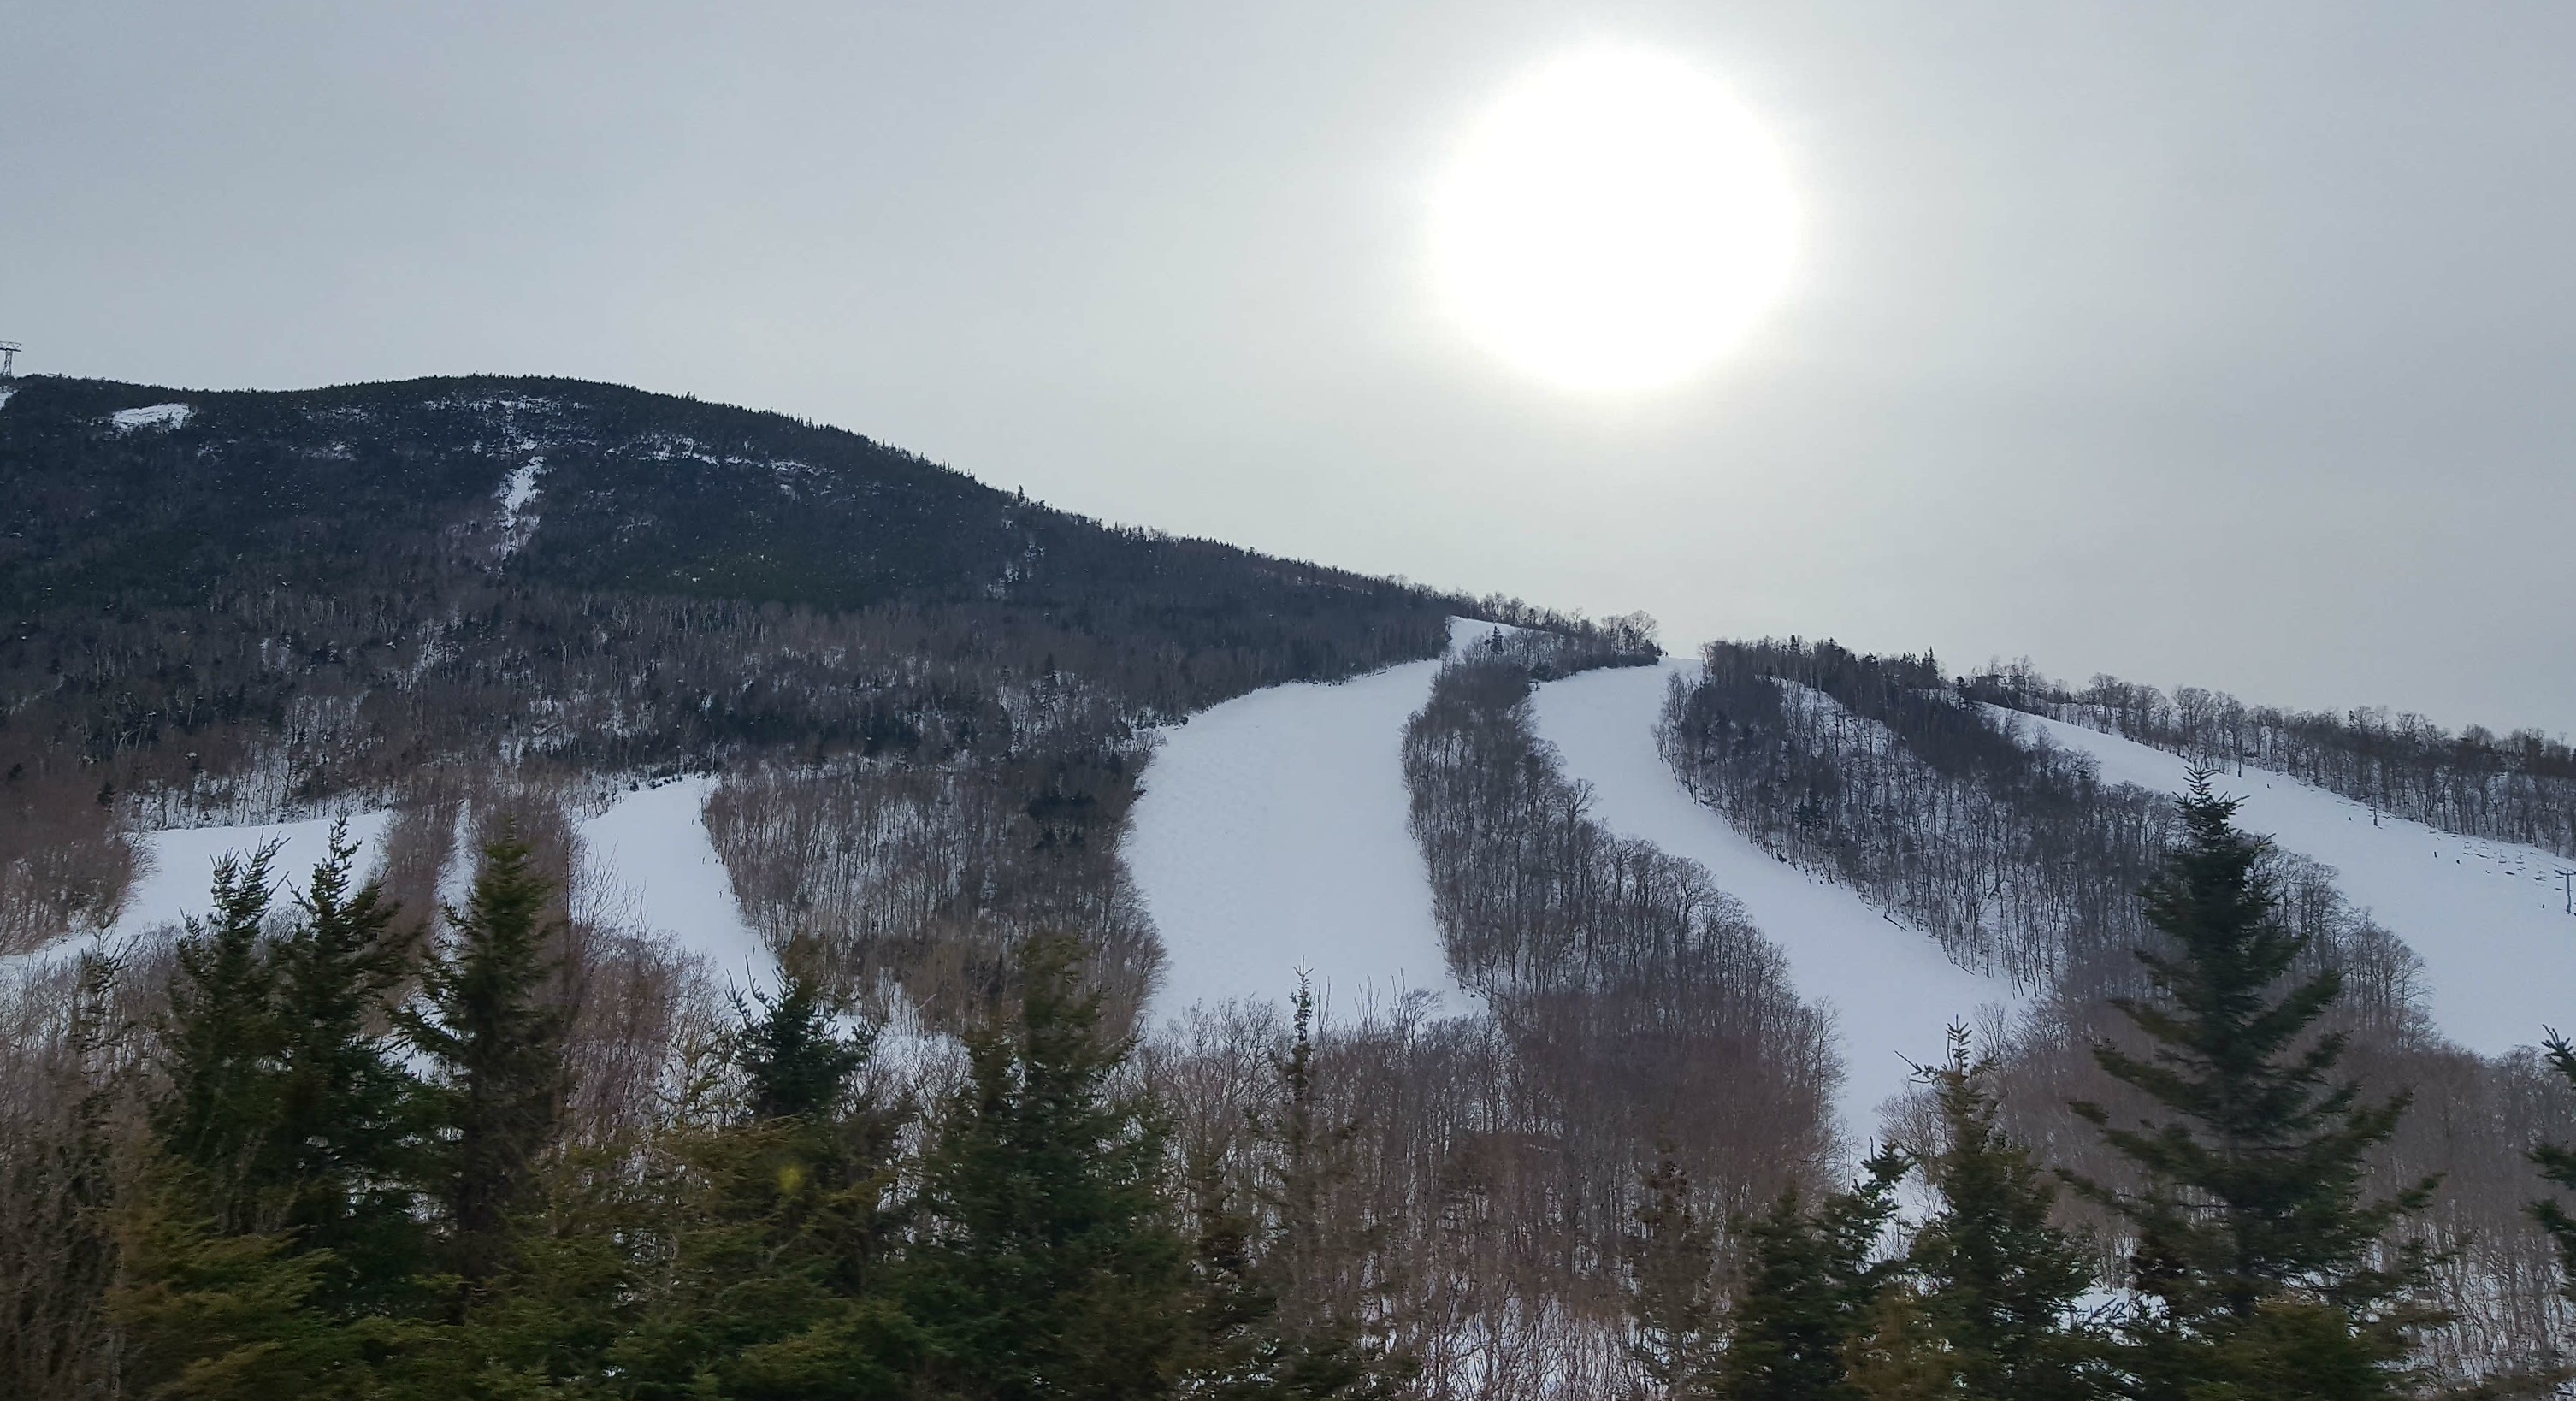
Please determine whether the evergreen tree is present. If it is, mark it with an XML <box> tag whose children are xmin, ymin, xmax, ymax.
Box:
<box><xmin>109</xmin><ymin>1175</ymin><xmax>374</xmax><ymax>1401</ymax></box>
<box><xmin>1629</xmin><ymin>1141</ymin><xmax>1722</xmax><ymax>1399</ymax></box>
<box><xmin>399</xmin><ymin>827</ymin><xmax>572</xmax><ymax>1293</ymax></box>
<box><xmin>2528</xmin><ymin>1032</ymin><xmax>2576</xmax><ymax>1297</ymax></box>
<box><xmin>265</xmin><ymin>822</ymin><xmax>428</xmax><ymax>1309</ymax></box>
<box><xmin>736</xmin><ymin>955</ymin><xmax>872</xmax><ymax>1125</ymax></box>
<box><xmin>2070</xmin><ymin>772</ymin><xmax>2443</xmax><ymax>1398</ymax></box>
<box><xmin>605</xmin><ymin>960</ymin><xmax>923</xmax><ymax>1398</ymax></box>
<box><xmin>1892</xmin><ymin>1027</ymin><xmax>2103</xmax><ymax>1401</ymax></box>
<box><xmin>1715</xmin><ymin>1150</ymin><xmax>1908</xmax><ymax>1401</ymax></box>
<box><xmin>905</xmin><ymin>935</ymin><xmax>1192</xmax><ymax>1401</ymax></box>
<box><xmin>154</xmin><ymin>842</ymin><xmax>289</xmax><ymax>1228</ymax></box>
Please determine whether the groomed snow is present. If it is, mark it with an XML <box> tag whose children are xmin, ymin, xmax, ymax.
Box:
<box><xmin>1530</xmin><ymin>661</ymin><xmax>2019</xmax><ymax>1142</ymax></box>
<box><xmin>1127</xmin><ymin>624</ymin><xmax>1508</xmax><ymax>1023</ymax></box>
<box><xmin>110</xmin><ymin>403</ymin><xmax>192</xmax><ymax>432</ymax></box>
<box><xmin>578</xmin><ymin>777</ymin><xmax>776</xmax><ymax>996</ymax></box>
<box><xmin>1998</xmin><ymin>708</ymin><xmax>2576</xmax><ymax>1057</ymax></box>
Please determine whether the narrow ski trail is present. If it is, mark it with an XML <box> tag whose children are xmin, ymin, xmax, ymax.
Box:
<box><xmin>2000</xmin><ymin>708</ymin><xmax>2576</xmax><ymax>1057</ymax></box>
<box><xmin>1531</xmin><ymin>661</ymin><xmax>2018</xmax><ymax>1141</ymax></box>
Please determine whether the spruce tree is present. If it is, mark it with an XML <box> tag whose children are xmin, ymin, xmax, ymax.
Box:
<box><xmin>2530</xmin><ymin>1031</ymin><xmax>2576</xmax><ymax>1357</ymax></box>
<box><xmin>1715</xmin><ymin>1150</ymin><xmax>1908</xmax><ymax>1401</ymax></box>
<box><xmin>155</xmin><ymin>842</ymin><xmax>289</xmax><ymax>1227</ymax></box>
<box><xmin>266</xmin><ymin>822</ymin><xmax>428</xmax><ymax>1309</ymax></box>
<box><xmin>1894</xmin><ymin>1027</ymin><xmax>2103</xmax><ymax>1401</ymax></box>
<box><xmin>2070</xmin><ymin>772</ymin><xmax>2442</xmax><ymax>1398</ymax></box>
<box><xmin>737</xmin><ymin>956</ymin><xmax>872</xmax><ymax>1124</ymax></box>
<box><xmin>399</xmin><ymin>826</ymin><xmax>571</xmax><ymax>1292</ymax></box>
<box><xmin>906</xmin><ymin>935</ymin><xmax>1191</xmax><ymax>1401</ymax></box>
<box><xmin>127</xmin><ymin>840</ymin><xmax>434</xmax><ymax>1395</ymax></box>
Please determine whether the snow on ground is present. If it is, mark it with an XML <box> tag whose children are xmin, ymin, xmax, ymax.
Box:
<box><xmin>1126</xmin><ymin>625</ymin><xmax>1504</xmax><ymax>1024</ymax></box>
<box><xmin>578</xmin><ymin>777</ymin><xmax>775</xmax><ymax>997</ymax></box>
<box><xmin>115</xmin><ymin>811</ymin><xmax>398</xmax><ymax>940</ymax></box>
<box><xmin>9</xmin><ymin>781</ymin><xmax>773</xmax><ymax>996</ymax></box>
<box><xmin>110</xmin><ymin>402</ymin><xmax>192</xmax><ymax>432</ymax></box>
<box><xmin>2000</xmin><ymin>708</ymin><xmax>2576</xmax><ymax>1057</ymax></box>
<box><xmin>1529</xmin><ymin>661</ymin><xmax>2019</xmax><ymax>1143</ymax></box>
<box><xmin>493</xmin><ymin>459</ymin><xmax>547</xmax><ymax>559</ymax></box>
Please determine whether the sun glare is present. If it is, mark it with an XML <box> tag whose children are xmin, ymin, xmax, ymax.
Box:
<box><xmin>1431</xmin><ymin>46</ymin><xmax>1799</xmax><ymax>393</ymax></box>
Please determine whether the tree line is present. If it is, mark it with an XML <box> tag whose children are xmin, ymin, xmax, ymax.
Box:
<box><xmin>2</xmin><ymin>825</ymin><xmax>1415</xmax><ymax>1399</ymax></box>
<box><xmin>14</xmin><ymin>762</ymin><xmax>2576</xmax><ymax>1395</ymax></box>
<box><xmin>1965</xmin><ymin>658</ymin><xmax>2576</xmax><ymax>860</ymax></box>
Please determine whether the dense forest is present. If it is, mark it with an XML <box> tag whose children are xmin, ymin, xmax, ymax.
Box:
<box><xmin>1965</xmin><ymin>658</ymin><xmax>2576</xmax><ymax>859</ymax></box>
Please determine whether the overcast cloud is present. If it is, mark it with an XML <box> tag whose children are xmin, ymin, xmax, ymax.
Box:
<box><xmin>7</xmin><ymin>1</ymin><xmax>2573</xmax><ymax>731</ymax></box>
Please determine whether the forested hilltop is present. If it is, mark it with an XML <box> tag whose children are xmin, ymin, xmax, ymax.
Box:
<box><xmin>0</xmin><ymin>374</ymin><xmax>1498</xmax><ymax>997</ymax></box>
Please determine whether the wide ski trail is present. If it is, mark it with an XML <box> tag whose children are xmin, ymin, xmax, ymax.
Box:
<box><xmin>1126</xmin><ymin>628</ymin><xmax>1515</xmax><ymax>1023</ymax></box>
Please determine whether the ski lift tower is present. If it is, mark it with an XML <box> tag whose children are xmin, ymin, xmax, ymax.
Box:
<box><xmin>0</xmin><ymin>343</ymin><xmax>20</xmax><ymax>379</ymax></box>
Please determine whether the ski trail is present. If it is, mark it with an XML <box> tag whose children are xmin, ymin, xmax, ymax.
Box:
<box><xmin>1999</xmin><ymin>708</ymin><xmax>2576</xmax><ymax>1057</ymax></box>
<box><xmin>1127</xmin><ymin>628</ymin><xmax>1507</xmax><ymax>1024</ymax></box>
<box><xmin>1530</xmin><ymin>661</ymin><xmax>2018</xmax><ymax>1142</ymax></box>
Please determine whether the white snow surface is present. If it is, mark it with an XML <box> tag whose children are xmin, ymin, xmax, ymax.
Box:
<box><xmin>578</xmin><ymin>777</ymin><xmax>776</xmax><ymax>997</ymax></box>
<box><xmin>1998</xmin><ymin>708</ymin><xmax>2576</xmax><ymax>1057</ymax></box>
<box><xmin>1529</xmin><ymin>662</ymin><xmax>2019</xmax><ymax>1142</ymax></box>
<box><xmin>111</xmin><ymin>403</ymin><xmax>192</xmax><ymax>432</ymax></box>
<box><xmin>1128</xmin><ymin>624</ymin><xmax>1508</xmax><ymax>1023</ymax></box>
<box><xmin>9</xmin><ymin>781</ymin><xmax>773</xmax><ymax>996</ymax></box>
<box><xmin>115</xmin><ymin>811</ymin><xmax>398</xmax><ymax>940</ymax></box>
<box><xmin>493</xmin><ymin>459</ymin><xmax>547</xmax><ymax>559</ymax></box>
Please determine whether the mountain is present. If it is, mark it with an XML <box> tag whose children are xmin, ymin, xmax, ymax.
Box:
<box><xmin>0</xmin><ymin>374</ymin><xmax>1494</xmax><ymax>977</ymax></box>
<box><xmin>4</xmin><ymin>372</ymin><xmax>2573</xmax><ymax>1389</ymax></box>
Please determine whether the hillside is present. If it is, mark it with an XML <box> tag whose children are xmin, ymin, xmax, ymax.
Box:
<box><xmin>9</xmin><ymin>374</ymin><xmax>2576</xmax><ymax>1386</ymax></box>
<box><xmin>0</xmin><ymin>374</ymin><xmax>1468</xmax><ymax>972</ymax></box>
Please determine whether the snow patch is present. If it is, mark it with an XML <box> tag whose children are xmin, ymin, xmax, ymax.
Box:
<box><xmin>1530</xmin><ymin>662</ymin><xmax>2020</xmax><ymax>1144</ymax></box>
<box><xmin>111</xmin><ymin>403</ymin><xmax>192</xmax><ymax>432</ymax></box>
<box><xmin>493</xmin><ymin>459</ymin><xmax>546</xmax><ymax>559</ymax></box>
<box><xmin>1994</xmin><ymin>708</ymin><xmax>2576</xmax><ymax>1057</ymax></box>
<box><xmin>1129</xmin><ymin>655</ymin><xmax>1473</xmax><ymax>1024</ymax></box>
<box><xmin>1445</xmin><ymin>617</ymin><xmax>1527</xmax><ymax>655</ymax></box>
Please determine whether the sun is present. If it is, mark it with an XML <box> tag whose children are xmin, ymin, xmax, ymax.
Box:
<box><xmin>1431</xmin><ymin>46</ymin><xmax>1799</xmax><ymax>393</ymax></box>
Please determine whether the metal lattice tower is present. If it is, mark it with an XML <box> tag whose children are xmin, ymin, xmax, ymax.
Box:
<box><xmin>0</xmin><ymin>343</ymin><xmax>20</xmax><ymax>379</ymax></box>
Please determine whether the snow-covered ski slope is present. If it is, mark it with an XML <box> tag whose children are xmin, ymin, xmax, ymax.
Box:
<box><xmin>1529</xmin><ymin>662</ymin><xmax>2018</xmax><ymax>1138</ymax></box>
<box><xmin>14</xmin><ymin>781</ymin><xmax>773</xmax><ymax>993</ymax></box>
<box><xmin>1127</xmin><ymin>624</ymin><xmax>1513</xmax><ymax>1022</ymax></box>
<box><xmin>2001</xmin><ymin>709</ymin><xmax>2576</xmax><ymax>1057</ymax></box>
<box><xmin>578</xmin><ymin>777</ymin><xmax>776</xmax><ymax>996</ymax></box>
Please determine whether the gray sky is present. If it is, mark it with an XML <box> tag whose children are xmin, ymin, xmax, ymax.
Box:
<box><xmin>9</xmin><ymin>2</ymin><xmax>2573</xmax><ymax>734</ymax></box>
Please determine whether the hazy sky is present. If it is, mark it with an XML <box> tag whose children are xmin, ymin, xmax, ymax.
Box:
<box><xmin>9</xmin><ymin>2</ymin><xmax>2573</xmax><ymax>733</ymax></box>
